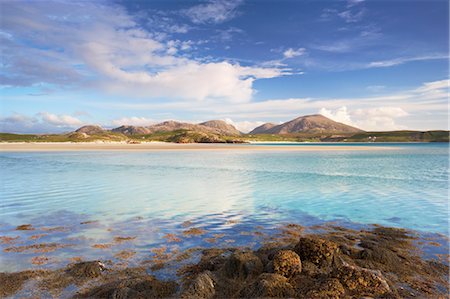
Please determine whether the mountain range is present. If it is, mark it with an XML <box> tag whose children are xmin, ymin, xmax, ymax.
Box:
<box><xmin>76</xmin><ymin>114</ymin><xmax>362</xmax><ymax>137</ymax></box>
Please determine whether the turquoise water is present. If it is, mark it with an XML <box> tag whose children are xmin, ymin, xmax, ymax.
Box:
<box><xmin>0</xmin><ymin>143</ymin><xmax>448</xmax><ymax>271</ymax></box>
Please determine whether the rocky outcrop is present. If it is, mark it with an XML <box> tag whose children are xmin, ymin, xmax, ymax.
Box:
<box><xmin>294</xmin><ymin>237</ymin><xmax>339</xmax><ymax>268</ymax></box>
<box><xmin>272</xmin><ymin>250</ymin><xmax>302</xmax><ymax>278</ymax></box>
<box><xmin>67</xmin><ymin>261</ymin><xmax>106</xmax><ymax>279</ymax></box>
<box><xmin>181</xmin><ymin>271</ymin><xmax>216</xmax><ymax>299</ymax></box>
<box><xmin>240</xmin><ymin>273</ymin><xmax>295</xmax><ymax>298</ymax></box>
<box><xmin>222</xmin><ymin>251</ymin><xmax>264</xmax><ymax>279</ymax></box>
<box><xmin>75</xmin><ymin>125</ymin><xmax>105</xmax><ymax>135</ymax></box>
<box><xmin>75</xmin><ymin>275</ymin><xmax>177</xmax><ymax>298</ymax></box>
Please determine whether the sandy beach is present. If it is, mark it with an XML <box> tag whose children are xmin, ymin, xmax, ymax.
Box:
<box><xmin>0</xmin><ymin>142</ymin><xmax>393</xmax><ymax>152</ymax></box>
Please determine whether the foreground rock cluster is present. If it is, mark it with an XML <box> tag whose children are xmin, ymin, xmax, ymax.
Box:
<box><xmin>0</xmin><ymin>226</ymin><xmax>448</xmax><ymax>298</ymax></box>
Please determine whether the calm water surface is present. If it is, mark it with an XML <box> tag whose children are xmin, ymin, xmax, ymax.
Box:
<box><xmin>1</xmin><ymin>143</ymin><xmax>448</xmax><ymax>272</ymax></box>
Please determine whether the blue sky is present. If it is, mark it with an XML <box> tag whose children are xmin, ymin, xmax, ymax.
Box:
<box><xmin>0</xmin><ymin>0</ymin><xmax>448</xmax><ymax>133</ymax></box>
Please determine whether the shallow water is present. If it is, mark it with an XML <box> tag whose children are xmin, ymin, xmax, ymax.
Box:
<box><xmin>0</xmin><ymin>143</ymin><xmax>448</xmax><ymax>271</ymax></box>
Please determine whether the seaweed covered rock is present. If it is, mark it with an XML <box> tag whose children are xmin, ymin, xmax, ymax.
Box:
<box><xmin>333</xmin><ymin>263</ymin><xmax>391</xmax><ymax>297</ymax></box>
<box><xmin>74</xmin><ymin>275</ymin><xmax>177</xmax><ymax>298</ymax></box>
<box><xmin>294</xmin><ymin>237</ymin><xmax>339</xmax><ymax>268</ymax></box>
<box><xmin>305</xmin><ymin>278</ymin><xmax>345</xmax><ymax>299</ymax></box>
<box><xmin>0</xmin><ymin>270</ymin><xmax>44</xmax><ymax>297</ymax></box>
<box><xmin>67</xmin><ymin>261</ymin><xmax>106</xmax><ymax>279</ymax></box>
<box><xmin>240</xmin><ymin>273</ymin><xmax>295</xmax><ymax>298</ymax></box>
<box><xmin>272</xmin><ymin>250</ymin><xmax>302</xmax><ymax>278</ymax></box>
<box><xmin>181</xmin><ymin>271</ymin><xmax>215</xmax><ymax>299</ymax></box>
<box><xmin>222</xmin><ymin>251</ymin><xmax>263</xmax><ymax>279</ymax></box>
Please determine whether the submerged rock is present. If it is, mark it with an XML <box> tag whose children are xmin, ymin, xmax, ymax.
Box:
<box><xmin>294</xmin><ymin>237</ymin><xmax>339</xmax><ymax>268</ymax></box>
<box><xmin>222</xmin><ymin>251</ymin><xmax>263</xmax><ymax>279</ymax></box>
<box><xmin>0</xmin><ymin>270</ymin><xmax>44</xmax><ymax>297</ymax></box>
<box><xmin>240</xmin><ymin>273</ymin><xmax>295</xmax><ymax>298</ymax></box>
<box><xmin>74</xmin><ymin>275</ymin><xmax>177</xmax><ymax>298</ymax></box>
<box><xmin>181</xmin><ymin>271</ymin><xmax>215</xmax><ymax>299</ymax></box>
<box><xmin>67</xmin><ymin>261</ymin><xmax>106</xmax><ymax>279</ymax></box>
<box><xmin>272</xmin><ymin>250</ymin><xmax>302</xmax><ymax>278</ymax></box>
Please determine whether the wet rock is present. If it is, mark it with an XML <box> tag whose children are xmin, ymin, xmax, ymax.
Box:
<box><xmin>306</xmin><ymin>278</ymin><xmax>345</xmax><ymax>299</ymax></box>
<box><xmin>240</xmin><ymin>273</ymin><xmax>295</xmax><ymax>298</ymax></box>
<box><xmin>181</xmin><ymin>271</ymin><xmax>215</xmax><ymax>299</ymax></box>
<box><xmin>333</xmin><ymin>263</ymin><xmax>391</xmax><ymax>296</ymax></box>
<box><xmin>272</xmin><ymin>250</ymin><xmax>302</xmax><ymax>278</ymax></box>
<box><xmin>222</xmin><ymin>251</ymin><xmax>263</xmax><ymax>279</ymax></box>
<box><xmin>301</xmin><ymin>261</ymin><xmax>322</xmax><ymax>277</ymax></box>
<box><xmin>294</xmin><ymin>237</ymin><xmax>339</xmax><ymax>268</ymax></box>
<box><xmin>0</xmin><ymin>270</ymin><xmax>43</xmax><ymax>297</ymax></box>
<box><xmin>16</xmin><ymin>224</ymin><xmax>34</xmax><ymax>230</ymax></box>
<box><xmin>67</xmin><ymin>261</ymin><xmax>106</xmax><ymax>279</ymax></box>
<box><xmin>74</xmin><ymin>275</ymin><xmax>177</xmax><ymax>298</ymax></box>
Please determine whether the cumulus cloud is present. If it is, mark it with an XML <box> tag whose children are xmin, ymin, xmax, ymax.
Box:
<box><xmin>319</xmin><ymin>106</ymin><xmax>409</xmax><ymax>131</ymax></box>
<box><xmin>111</xmin><ymin>117</ymin><xmax>154</xmax><ymax>127</ymax></box>
<box><xmin>38</xmin><ymin>112</ymin><xmax>83</xmax><ymax>127</ymax></box>
<box><xmin>183</xmin><ymin>0</ymin><xmax>243</xmax><ymax>24</ymax></box>
<box><xmin>0</xmin><ymin>112</ymin><xmax>83</xmax><ymax>133</ymax></box>
<box><xmin>98</xmin><ymin>79</ymin><xmax>448</xmax><ymax>131</ymax></box>
<box><xmin>283</xmin><ymin>48</ymin><xmax>306</xmax><ymax>59</ymax></box>
<box><xmin>1</xmin><ymin>1</ymin><xmax>285</xmax><ymax>103</ymax></box>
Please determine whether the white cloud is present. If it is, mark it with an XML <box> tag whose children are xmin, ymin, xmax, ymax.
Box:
<box><xmin>0</xmin><ymin>112</ymin><xmax>83</xmax><ymax>133</ymax></box>
<box><xmin>223</xmin><ymin>118</ymin><xmax>265</xmax><ymax>133</ymax></box>
<box><xmin>319</xmin><ymin>106</ymin><xmax>354</xmax><ymax>126</ymax></box>
<box><xmin>319</xmin><ymin>106</ymin><xmax>409</xmax><ymax>131</ymax></box>
<box><xmin>93</xmin><ymin>79</ymin><xmax>448</xmax><ymax>131</ymax></box>
<box><xmin>283</xmin><ymin>48</ymin><xmax>306</xmax><ymax>59</ymax></box>
<box><xmin>183</xmin><ymin>0</ymin><xmax>243</xmax><ymax>24</ymax></box>
<box><xmin>1</xmin><ymin>1</ymin><xmax>285</xmax><ymax>103</ymax></box>
<box><xmin>111</xmin><ymin>117</ymin><xmax>154</xmax><ymax>127</ymax></box>
<box><xmin>38</xmin><ymin>112</ymin><xmax>83</xmax><ymax>127</ymax></box>
<box><xmin>367</xmin><ymin>55</ymin><xmax>448</xmax><ymax>68</ymax></box>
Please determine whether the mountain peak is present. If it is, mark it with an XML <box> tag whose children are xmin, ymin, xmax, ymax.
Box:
<box><xmin>251</xmin><ymin>114</ymin><xmax>362</xmax><ymax>134</ymax></box>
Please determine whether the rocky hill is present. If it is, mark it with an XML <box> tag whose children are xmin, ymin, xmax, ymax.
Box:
<box><xmin>199</xmin><ymin>120</ymin><xmax>241</xmax><ymax>136</ymax></box>
<box><xmin>75</xmin><ymin>125</ymin><xmax>105</xmax><ymax>135</ymax></box>
<box><xmin>252</xmin><ymin>114</ymin><xmax>362</xmax><ymax>134</ymax></box>
<box><xmin>249</xmin><ymin>123</ymin><xmax>276</xmax><ymax>134</ymax></box>
<box><xmin>109</xmin><ymin>120</ymin><xmax>241</xmax><ymax>136</ymax></box>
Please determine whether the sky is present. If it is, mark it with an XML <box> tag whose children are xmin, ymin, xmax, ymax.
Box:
<box><xmin>0</xmin><ymin>0</ymin><xmax>448</xmax><ymax>133</ymax></box>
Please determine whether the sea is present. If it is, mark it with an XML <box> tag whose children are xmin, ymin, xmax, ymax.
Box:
<box><xmin>1</xmin><ymin>142</ymin><xmax>448</xmax><ymax>272</ymax></box>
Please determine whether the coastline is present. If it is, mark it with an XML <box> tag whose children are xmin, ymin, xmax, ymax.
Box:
<box><xmin>1</xmin><ymin>221</ymin><xmax>448</xmax><ymax>298</ymax></box>
<box><xmin>0</xmin><ymin>142</ymin><xmax>395</xmax><ymax>152</ymax></box>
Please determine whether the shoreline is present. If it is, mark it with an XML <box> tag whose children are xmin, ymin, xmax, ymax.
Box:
<box><xmin>0</xmin><ymin>142</ymin><xmax>396</xmax><ymax>152</ymax></box>
<box><xmin>1</xmin><ymin>222</ymin><xmax>448</xmax><ymax>298</ymax></box>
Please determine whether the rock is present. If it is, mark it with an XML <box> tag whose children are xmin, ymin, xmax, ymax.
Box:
<box><xmin>333</xmin><ymin>263</ymin><xmax>391</xmax><ymax>296</ymax></box>
<box><xmin>222</xmin><ymin>251</ymin><xmax>263</xmax><ymax>279</ymax></box>
<box><xmin>294</xmin><ymin>237</ymin><xmax>339</xmax><ymax>268</ymax></box>
<box><xmin>181</xmin><ymin>271</ymin><xmax>215</xmax><ymax>299</ymax></box>
<box><xmin>0</xmin><ymin>270</ymin><xmax>43</xmax><ymax>297</ymax></box>
<box><xmin>240</xmin><ymin>273</ymin><xmax>295</xmax><ymax>298</ymax></box>
<box><xmin>16</xmin><ymin>224</ymin><xmax>34</xmax><ymax>230</ymax></box>
<box><xmin>67</xmin><ymin>261</ymin><xmax>106</xmax><ymax>279</ymax></box>
<box><xmin>272</xmin><ymin>250</ymin><xmax>302</xmax><ymax>278</ymax></box>
<box><xmin>75</xmin><ymin>275</ymin><xmax>177</xmax><ymax>298</ymax></box>
<box><xmin>301</xmin><ymin>261</ymin><xmax>322</xmax><ymax>276</ymax></box>
<box><xmin>306</xmin><ymin>278</ymin><xmax>345</xmax><ymax>299</ymax></box>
